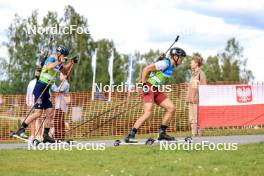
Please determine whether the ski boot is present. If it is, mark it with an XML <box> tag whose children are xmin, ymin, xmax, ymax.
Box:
<box><xmin>14</xmin><ymin>128</ymin><xmax>28</xmax><ymax>139</ymax></box>
<box><xmin>158</xmin><ymin>132</ymin><xmax>175</xmax><ymax>141</ymax></box>
<box><xmin>43</xmin><ymin>133</ymin><xmax>55</xmax><ymax>143</ymax></box>
<box><xmin>124</xmin><ymin>132</ymin><xmax>138</xmax><ymax>143</ymax></box>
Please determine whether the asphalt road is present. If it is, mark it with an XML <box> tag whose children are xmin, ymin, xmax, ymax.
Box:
<box><xmin>0</xmin><ymin>135</ymin><xmax>263</xmax><ymax>150</ymax></box>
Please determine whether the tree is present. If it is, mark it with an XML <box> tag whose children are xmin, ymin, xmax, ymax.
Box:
<box><xmin>0</xmin><ymin>57</ymin><xmax>7</xmax><ymax>80</ymax></box>
<box><xmin>4</xmin><ymin>11</ymin><xmax>40</xmax><ymax>93</ymax></box>
<box><xmin>1</xmin><ymin>6</ymin><xmax>254</xmax><ymax>95</ymax></box>
<box><xmin>203</xmin><ymin>56</ymin><xmax>222</xmax><ymax>82</ymax></box>
<box><xmin>95</xmin><ymin>39</ymin><xmax>114</xmax><ymax>85</ymax></box>
<box><xmin>202</xmin><ymin>38</ymin><xmax>254</xmax><ymax>83</ymax></box>
<box><xmin>169</xmin><ymin>55</ymin><xmax>192</xmax><ymax>84</ymax></box>
<box><xmin>131</xmin><ymin>49</ymin><xmax>193</xmax><ymax>84</ymax></box>
<box><xmin>113</xmin><ymin>50</ymin><xmax>126</xmax><ymax>85</ymax></box>
<box><xmin>1</xmin><ymin>5</ymin><xmax>128</xmax><ymax>94</ymax></box>
<box><xmin>0</xmin><ymin>57</ymin><xmax>11</xmax><ymax>94</ymax></box>
<box><xmin>132</xmin><ymin>49</ymin><xmax>161</xmax><ymax>83</ymax></box>
<box><xmin>60</xmin><ymin>5</ymin><xmax>94</xmax><ymax>91</ymax></box>
<box><xmin>218</xmin><ymin>38</ymin><xmax>254</xmax><ymax>82</ymax></box>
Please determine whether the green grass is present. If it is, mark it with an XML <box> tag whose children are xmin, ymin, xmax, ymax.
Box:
<box><xmin>0</xmin><ymin>142</ymin><xmax>263</xmax><ymax>176</ymax></box>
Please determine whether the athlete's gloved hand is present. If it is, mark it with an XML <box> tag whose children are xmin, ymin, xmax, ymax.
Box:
<box><xmin>157</xmin><ymin>53</ymin><xmax>165</xmax><ymax>61</ymax></box>
<box><xmin>142</xmin><ymin>83</ymin><xmax>150</xmax><ymax>95</ymax></box>
<box><xmin>71</xmin><ymin>56</ymin><xmax>78</xmax><ymax>64</ymax></box>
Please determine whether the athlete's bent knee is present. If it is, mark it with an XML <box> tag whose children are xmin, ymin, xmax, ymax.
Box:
<box><xmin>35</xmin><ymin>111</ymin><xmax>42</xmax><ymax>117</ymax></box>
<box><xmin>167</xmin><ymin>106</ymin><xmax>176</xmax><ymax>114</ymax></box>
<box><xmin>143</xmin><ymin>109</ymin><xmax>152</xmax><ymax>118</ymax></box>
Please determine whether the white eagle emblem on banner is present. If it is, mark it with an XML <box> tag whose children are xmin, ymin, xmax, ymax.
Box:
<box><xmin>236</xmin><ymin>86</ymin><xmax>252</xmax><ymax>103</ymax></box>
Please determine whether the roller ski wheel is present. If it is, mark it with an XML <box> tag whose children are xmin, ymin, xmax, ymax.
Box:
<box><xmin>145</xmin><ymin>138</ymin><xmax>155</xmax><ymax>145</ymax></box>
<box><xmin>184</xmin><ymin>136</ymin><xmax>192</xmax><ymax>143</ymax></box>
<box><xmin>66</xmin><ymin>139</ymin><xmax>74</xmax><ymax>144</ymax></box>
<box><xmin>33</xmin><ymin>139</ymin><xmax>41</xmax><ymax>146</ymax></box>
<box><xmin>114</xmin><ymin>140</ymin><xmax>121</xmax><ymax>147</ymax></box>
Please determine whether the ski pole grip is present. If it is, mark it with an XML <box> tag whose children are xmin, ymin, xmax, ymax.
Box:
<box><xmin>58</xmin><ymin>63</ymin><xmax>74</xmax><ymax>91</ymax></box>
<box><xmin>71</xmin><ymin>55</ymin><xmax>79</xmax><ymax>63</ymax></box>
<box><xmin>175</xmin><ymin>35</ymin><xmax>179</xmax><ymax>42</ymax></box>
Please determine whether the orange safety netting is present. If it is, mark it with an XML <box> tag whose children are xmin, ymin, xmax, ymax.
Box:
<box><xmin>0</xmin><ymin>83</ymin><xmax>189</xmax><ymax>142</ymax></box>
<box><xmin>1</xmin><ymin>82</ymin><xmax>264</xmax><ymax>142</ymax></box>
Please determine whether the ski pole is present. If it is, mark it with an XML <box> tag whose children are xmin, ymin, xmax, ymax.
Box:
<box><xmin>157</xmin><ymin>35</ymin><xmax>180</xmax><ymax>61</ymax></box>
<box><xmin>22</xmin><ymin>56</ymin><xmax>77</xmax><ymax>125</ymax></box>
<box><xmin>65</xmin><ymin>95</ymin><xmax>140</xmax><ymax>135</ymax></box>
<box><xmin>57</xmin><ymin>62</ymin><xmax>74</xmax><ymax>91</ymax></box>
<box><xmin>81</xmin><ymin>101</ymin><xmax>141</xmax><ymax>136</ymax></box>
<box><xmin>33</xmin><ymin>62</ymin><xmax>73</xmax><ymax>142</ymax></box>
<box><xmin>33</xmin><ymin>116</ymin><xmax>46</xmax><ymax>140</ymax></box>
<box><xmin>22</xmin><ymin>74</ymin><xmax>59</xmax><ymax>124</ymax></box>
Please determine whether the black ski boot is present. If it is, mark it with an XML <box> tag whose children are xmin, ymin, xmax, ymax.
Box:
<box><xmin>15</xmin><ymin>128</ymin><xmax>28</xmax><ymax>139</ymax></box>
<box><xmin>124</xmin><ymin>132</ymin><xmax>138</xmax><ymax>143</ymax></box>
<box><xmin>158</xmin><ymin>132</ymin><xmax>175</xmax><ymax>141</ymax></box>
<box><xmin>43</xmin><ymin>133</ymin><xmax>55</xmax><ymax>143</ymax></box>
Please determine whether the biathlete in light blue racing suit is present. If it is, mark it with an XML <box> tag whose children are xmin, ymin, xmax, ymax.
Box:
<box><xmin>125</xmin><ymin>47</ymin><xmax>187</xmax><ymax>143</ymax></box>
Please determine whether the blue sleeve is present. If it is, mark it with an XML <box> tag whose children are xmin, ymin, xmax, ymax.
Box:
<box><xmin>165</xmin><ymin>59</ymin><xmax>171</xmax><ymax>67</ymax></box>
<box><xmin>44</xmin><ymin>57</ymin><xmax>56</xmax><ymax>65</ymax></box>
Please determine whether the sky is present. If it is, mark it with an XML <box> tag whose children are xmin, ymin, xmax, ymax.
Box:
<box><xmin>0</xmin><ymin>0</ymin><xmax>263</xmax><ymax>81</ymax></box>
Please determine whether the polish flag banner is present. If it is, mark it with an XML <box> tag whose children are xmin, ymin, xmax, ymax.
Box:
<box><xmin>198</xmin><ymin>84</ymin><xmax>264</xmax><ymax>128</ymax></box>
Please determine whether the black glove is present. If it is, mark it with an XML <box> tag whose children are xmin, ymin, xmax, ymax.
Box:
<box><xmin>39</xmin><ymin>50</ymin><xmax>48</xmax><ymax>67</ymax></box>
<box><xmin>157</xmin><ymin>53</ymin><xmax>165</xmax><ymax>61</ymax></box>
<box><xmin>71</xmin><ymin>56</ymin><xmax>78</xmax><ymax>64</ymax></box>
<box><xmin>142</xmin><ymin>83</ymin><xmax>149</xmax><ymax>95</ymax></box>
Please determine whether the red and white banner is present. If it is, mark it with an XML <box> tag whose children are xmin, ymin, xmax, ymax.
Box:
<box><xmin>198</xmin><ymin>84</ymin><xmax>264</xmax><ymax>128</ymax></box>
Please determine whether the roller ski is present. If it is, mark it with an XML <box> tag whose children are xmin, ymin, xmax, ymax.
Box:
<box><xmin>10</xmin><ymin>129</ymin><xmax>31</xmax><ymax>143</ymax></box>
<box><xmin>113</xmin><ymin>136</ymin><xmax>192</xmax><ymax>147</ymax></box>
<box><xmin>32</xmin><ymin>138</ymin><xmax>74</xmax><ymax>146</ymax></box>
<box><xmin>33</xmin><ymin>132</ymin><xmax>74</xmax><ymax>146</ymax></box>
<box><xmin>145</xmin><ymin>136</ymin><xmax>193</xmax><ymax>145</ymax></box>
<box><xmin>10</xmin><ymin>129</ymin><xmax>52</xmax><ymax>145</ymax></box>
<box><xmin>114</xmin><ymin>139</ymin><xmax>147</xmax><ymax>146</ymax></box>
<box><xmin>10</xmin><ymin>130</ymin><xmax>72</xmax><ymax>146</ymax></box>
<box><xmin>145</xmin><ymin>131</ymin><xmax>192</xmax><ymax>145</ymax></box>
<box><xmin>114</xmin><ymin>131</ymin><xmax>143</xmax><ymax>146</ymax></box>
<box><xmin>142</xmin><ymin>126</ymin><xmax>192</xmax><ymax>145</ymax></box>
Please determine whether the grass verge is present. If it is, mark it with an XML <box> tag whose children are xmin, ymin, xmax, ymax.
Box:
<box><xmin>0</xmin><ymin>142</ymin><xmax>263</xmax><ymax>176</ymax></box>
